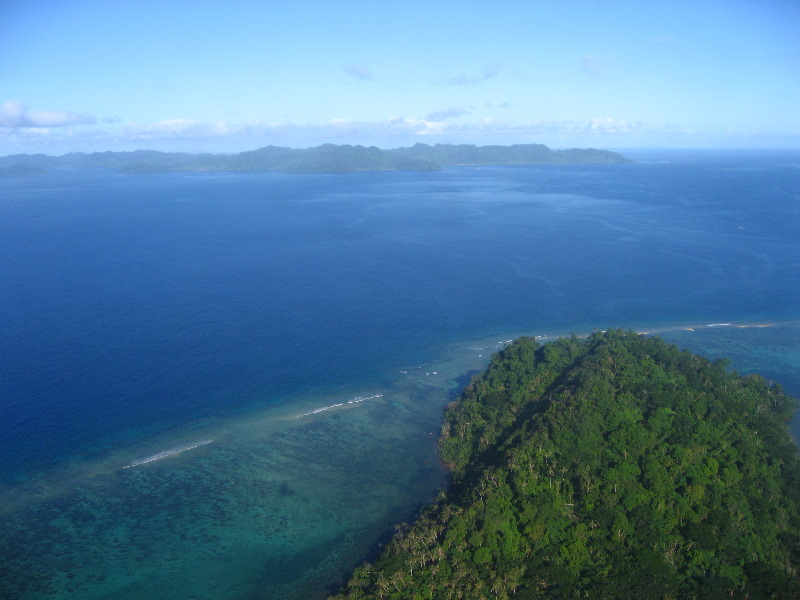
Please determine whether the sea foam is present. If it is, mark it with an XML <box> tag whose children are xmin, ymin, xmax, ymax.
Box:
<box><xmin>122</xmin><ymin>439</ymin><xmax>213</xmax><ymax>469</ymax></box>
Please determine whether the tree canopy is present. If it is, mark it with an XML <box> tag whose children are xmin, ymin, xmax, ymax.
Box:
<box><xmin>330</xmin><ymin>330</ymin><xmax>800</xmax><ymax>599</ymax></box>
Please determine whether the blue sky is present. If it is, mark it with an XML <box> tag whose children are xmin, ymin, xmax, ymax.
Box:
<box><xmin>1</xmin><ymin>0</ymin><xmax>798</xmax><ymax>154</ymax></box>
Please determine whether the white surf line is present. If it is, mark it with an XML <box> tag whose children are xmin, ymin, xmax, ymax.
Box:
<box><xmin>297</xmin><ymin>394</ymin><xmax>384</xmax><ymax>419</ymax></box>
<box><xmin>122</xmin><ymin>439</ymin><xmax>213</xmax><ymax>469</ymax></box>
<box><xmin>636</xmin><ymin>320</ymin><xmax>784</xmax><ymax>336</ymax></box>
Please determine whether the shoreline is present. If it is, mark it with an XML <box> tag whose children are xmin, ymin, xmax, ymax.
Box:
<box><xmin>2</xmin><ymin>317</ymin><xmax>797</xmax><ymax>516</ymax></box>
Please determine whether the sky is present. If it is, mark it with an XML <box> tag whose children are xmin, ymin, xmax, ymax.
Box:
<box><xmin>1</xmin><ymin>0</ymin><xmax>799</xmax><ymax>155</ymax></box>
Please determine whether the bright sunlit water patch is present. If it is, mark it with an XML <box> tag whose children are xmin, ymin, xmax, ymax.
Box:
<box><xmin>1</xmin><ymin>150</ymin><xmax>799</xmax><ymax>599</ymax></box>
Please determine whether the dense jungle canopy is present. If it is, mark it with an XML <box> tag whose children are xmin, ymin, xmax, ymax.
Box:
<box><xmin>330</xmin><ymin>330</ymin><xmax>800</xmax><ymax>599</ymax></box>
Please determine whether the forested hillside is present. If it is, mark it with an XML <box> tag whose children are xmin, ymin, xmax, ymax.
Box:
<box><xmin>0</xmin><ymin>143</ymin><xmax>629</xmax><ymax>174</ymax></box>
<box><xmin>330</xmin><ymin>331</ymin><xmax>800</xmax><ymax>599</ymax></box>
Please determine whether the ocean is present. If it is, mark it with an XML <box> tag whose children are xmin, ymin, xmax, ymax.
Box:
<box><xmin>1</xmin><ymin>149</ymin><xmax>799</xmax><ymax>599</ymax></box>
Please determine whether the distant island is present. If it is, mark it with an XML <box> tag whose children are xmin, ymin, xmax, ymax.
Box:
<box><xmin>0</xmin><ymin>143</ymin><xmax>630</xmax><ymax>175</ymax></box>
<box><xmin>330</xmin><ymin>331</ymin><xmax>800</xmax><ymax>599</ymax></box>
<box><xmin>0</xmin><ymin>164</ymin><xmax>46</xmax><ymax>176</ymax></box>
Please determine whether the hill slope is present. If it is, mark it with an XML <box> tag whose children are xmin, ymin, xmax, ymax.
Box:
<box><xmin>330</xmin><ymin>331</ymin><xmax>800</xmax><ymax>599</ymax></box>
<box><xmin>0</xmin><ymin>143</ymin><xmax>629</xmax><ymax>174</ymax></box>
<box><xmin>388</xmin><ymin>143</ymin><xmax>629</xmax><ymax>166</ymax></box>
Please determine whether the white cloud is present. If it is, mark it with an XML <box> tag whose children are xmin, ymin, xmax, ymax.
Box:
<box><xmin>426</xmin><ymin>106</ymin><xmax>470</xmax><ymax>121</ymax></box>
<box><xmin>586</xmin><ymin>117</ymin><xmax>640</xmax><ymax>134</ymax></box>
<box><xmin>0</xmin><ymin>100</ymin><xmax>97</xmax><ymax>128</ymax></box>
<box><xmin>417</xmin><ymin>117</ymin><xmax>641</xmax><ymax>138</ymax></box>
<box><xmin>5</xmin><ymin>112</ymin><xmax>796</xmax><ymax>155</ymax></box>
<box><xmin>0</xmin><ymin>115</ymin><xmax>644</xmax><ymax>154</ymax></box>
<box><xmin>268</xmin><ymin>115</ymin><xmax>644</xmax><ymax>143</ymax></box>
<box><xmin>122</xmin><ymin>118</ymin><xmax>230</xmax><ymax>139</ymax></box>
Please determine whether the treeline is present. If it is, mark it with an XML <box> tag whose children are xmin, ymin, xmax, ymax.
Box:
<box><xmin>0</xmin><ymin>143</ymin><xmax>629</xmax><ymax>175</ymax></box>
<box><xmin>390</xmin><ymin>143</ymin><xmax>629</xmax><ymax>167</ymax></box>
<box><xmin>330</xmin><ymin>331</ymin><xmax>800</xmax><ymax>599</ymax></box>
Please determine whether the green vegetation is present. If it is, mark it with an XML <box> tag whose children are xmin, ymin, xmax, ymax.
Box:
<box><xmin>0</xmin><ymin>143</ymin><xmax>629</xmax><ymax>175</ymax></box>
<box><xmin>389</xmin><ymin>143</ymin><xmax>630</xmax><ymax>166</ymax></box>
<box><xmin>330</xmin><ymin>331</ymin><xmax>800</xmax><ymax>599</ymax></box>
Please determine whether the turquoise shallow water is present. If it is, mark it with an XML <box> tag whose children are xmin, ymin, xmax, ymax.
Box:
<box><xmin>0</xmin><ymin>336</ymin><xmax>502</xmax><ymax>600</ymax></box>
<box><xmin>1</xmin><ymin>150</ymin><xmax>799</xmax><ymax>598</ymax></box>
<box><xmin>2</xmin><ymin>324</ymin><xmax>798</xmax><ymax>600</ymax></box>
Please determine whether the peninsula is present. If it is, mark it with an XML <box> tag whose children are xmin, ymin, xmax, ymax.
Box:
<box><xmin>330</xmin><ymin>331</ymin><xmax>800</xmax><ymax>599</ymax></box>
<box><xmin>0</xmin><ymin>143</ymin><xmax>629</xmax><ymax>175</ymax></box>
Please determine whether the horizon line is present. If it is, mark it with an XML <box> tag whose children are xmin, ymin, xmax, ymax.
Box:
<box><xmin>3</xmin><ymin>143</ymin><xmax>800</xmax><ymax>160</ymax></box>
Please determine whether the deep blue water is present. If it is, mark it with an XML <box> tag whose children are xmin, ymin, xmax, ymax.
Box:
<box><xmin>2</xmin><ymin>151</ymin><xmax>799</xmax><ymax>483</ymax></box>
<box><xmin>2</xmin><ymin>150</ymin><xmax>800</xmax><ymax>599</ymax></box>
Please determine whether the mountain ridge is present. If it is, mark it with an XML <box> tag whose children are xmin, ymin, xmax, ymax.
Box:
<box><xmin>0</xmin><ymin>143</ymin><xmax>630</xmax><ymax>175</ymax></box>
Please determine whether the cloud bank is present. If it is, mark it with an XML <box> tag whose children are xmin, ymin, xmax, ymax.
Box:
<box><xmin>425</xmin><ymin>106</ymin><xmax>470</xmax><ymax>121</ymax></box>
<box><xmin>2</xmin><ymin>103</ymin><xmax>796</xmax><ymax>154</ymax></box>
<box><xmin>0</xmin><ymin>101</ymin><xmax>97</xmax><ymax>128</ymax></box>
<box><xmin>122</xmin><ymin>118</ymin><xmax>232</xmax><ymax>140</ymax></box>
